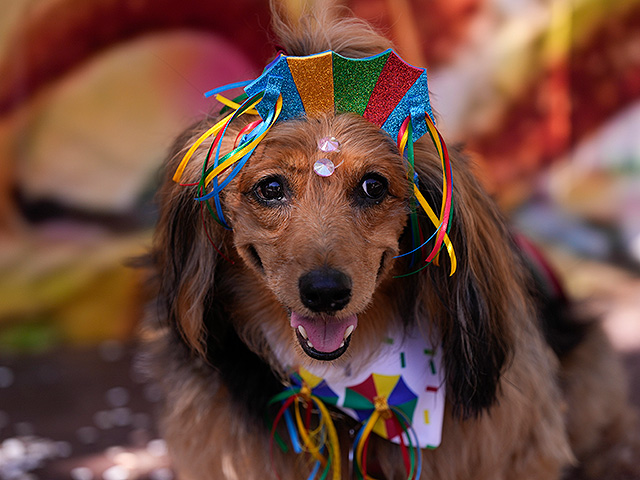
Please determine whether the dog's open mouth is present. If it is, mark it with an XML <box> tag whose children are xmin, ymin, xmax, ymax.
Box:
<box><xmin>290</xmin><ymin>312</ymin><xmax>358</xmax><ymax>361</ymax></box>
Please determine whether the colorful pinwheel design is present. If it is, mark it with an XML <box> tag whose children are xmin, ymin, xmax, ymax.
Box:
<box><xmin>343</xmin><ymin>373</ymin><xmax>418</xmax><ymax>441</ymax></box>
<box><xmin>291</xmin><ymin>368</ymin><xmax>339</xmax><ymax>406</ymax></box>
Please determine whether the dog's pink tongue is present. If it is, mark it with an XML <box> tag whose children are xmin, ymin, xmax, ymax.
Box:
<box><xmin>291</xmin><ymin>312</ymin><xmax>358</xmax><ymax>353</ymax></box>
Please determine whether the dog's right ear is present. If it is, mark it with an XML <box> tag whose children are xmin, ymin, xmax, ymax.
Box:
<box><xmin>406</xmin><ymin>143</ymin><xmax>522</xmax><ymax>419</ymax></box>
<box><xmin>150</xmin><ymin>123</ymin><xmax>232</xmax><ymax>358</ymax></box>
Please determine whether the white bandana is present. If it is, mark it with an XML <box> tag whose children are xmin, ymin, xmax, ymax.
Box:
<box><xmin>292</xmin><ymin>327</ymin><xmax>446</xmax><ymax>449</ymax></box>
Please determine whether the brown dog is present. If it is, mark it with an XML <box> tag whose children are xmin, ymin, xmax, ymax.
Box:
<box><xmin>142</xmin><ymin>5</ymin><xmax>640</xmax><ymax>479</ymax></box>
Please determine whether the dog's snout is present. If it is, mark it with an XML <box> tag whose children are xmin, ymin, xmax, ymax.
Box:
<box><xmin>299</xmin><ymin>268</ymin><xmax>352</xmax><ymax>313</ymax></box>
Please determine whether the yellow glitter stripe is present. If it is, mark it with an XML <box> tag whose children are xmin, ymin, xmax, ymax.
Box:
<box><xmin>287</xmin><ymin>52</ymin><xmax>334</xmax><ymax>118</ymax></box>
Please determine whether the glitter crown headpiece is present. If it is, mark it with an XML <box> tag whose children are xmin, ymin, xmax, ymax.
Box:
<box><xmin>173</xmin><ymin>48</ymin><xmax>456</xmax><ymax>276</ymax></box>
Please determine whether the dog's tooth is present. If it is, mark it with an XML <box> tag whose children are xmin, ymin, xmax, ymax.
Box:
<box><xmin>339</xmin><ymin>341</ymin><xmax>345</xmax><ymax>349</ymax></box>
<box><xmin>344</xmin><ymin>325</ymin><xmax>355</xmax><ymax>339</ymax></box>
<box><xmin>307</xmin><ymin>340</ymin><xmax>314</xmax><ymax>349</ymax></box>
<box><xmin>297</xmin><ymin>325</ymin><xmax>308</xmax><ymax>339</ymax></box>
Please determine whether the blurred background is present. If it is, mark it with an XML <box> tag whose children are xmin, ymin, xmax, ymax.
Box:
<box><xmin>0</xmin><ymin>0</ymin><xmax>638</xmax><ymax>478</ymax></box>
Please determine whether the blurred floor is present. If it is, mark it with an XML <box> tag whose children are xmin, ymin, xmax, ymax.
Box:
<box><xmin>0</xmin><ymin>341</ymin><xmax>172</xmax><ymax>480</ymax></box>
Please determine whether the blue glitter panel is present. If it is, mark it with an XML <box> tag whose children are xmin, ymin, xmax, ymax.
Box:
<box><xmin>410</xmin><ymin>99</ymin><xmax>427</xmax><ymax>142</ymax></box>
<box><xmin>381</xmin><ymin>70</ymin><xmax>432</xmax><ymax>142</ymax></box>
<box><xmin>244</xmin><ymin>55</ymin><xmax>305</xmax><ymax>122</ymax></box>
<box><xmin>262</xmin><ymin>75</ymin><xmax>284</xmax><ymax>113</ymax></box>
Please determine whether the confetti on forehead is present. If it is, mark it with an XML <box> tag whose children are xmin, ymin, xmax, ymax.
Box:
<box><xmin>314</xmin><ymin>158</ymin><xmax>337</xmax><ymax>177</ymax></box>
<box><xmin>318</xmin><ymin>136</ymin><xmax>340</xmax><ymax>152</ymax></box>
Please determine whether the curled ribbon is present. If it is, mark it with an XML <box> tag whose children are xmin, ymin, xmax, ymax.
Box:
<box><xmin>394</xmin><ymin>116</ymin><xmax>457</xmax><ymax>277</ymax></box>
<box><xmin>267</xmin><ymin>383</ymin><xmax>341</xmax><ymax>480</ymax></box>
<box><xmin>352</xmin><ymin>400</ymin><xmax>422</xmax><ymax>480</ymax></box>
<box><xmin>173</xmin><ymin>89</ymin><xmax>282</xmax><ymax>228</ymax></box>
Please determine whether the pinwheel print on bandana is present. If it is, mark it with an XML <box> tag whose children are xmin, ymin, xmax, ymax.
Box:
<box><xmin>269</xmin><ymin>368</ymin><xmax>425</xmax><ymax>480</ymax></box>
<box><xmin>344</xmin><ymin>373</ymin><xmax>418</xmax><ymax>441</ymax></box>
<box><xmin>173</xmin><ymin>49</ymin><xmax>457</xmax><ymax>276</ymax></box>
<box><xmin>343</xmin><ymin>373</ymin><xmax>423</xmax><ymax>480</ymax></box>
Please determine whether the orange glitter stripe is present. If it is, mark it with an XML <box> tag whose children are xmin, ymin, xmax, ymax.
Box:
<box><xmin>287</xmin><ymin>52</ymin><xmax>334</xmax><ymax>118</ymax></box>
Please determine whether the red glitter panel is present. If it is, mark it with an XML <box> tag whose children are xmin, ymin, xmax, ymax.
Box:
<box><xmin>362</xmin><ymin>53</ymin><xmax>423</xmax><ymax>127</ymax></box>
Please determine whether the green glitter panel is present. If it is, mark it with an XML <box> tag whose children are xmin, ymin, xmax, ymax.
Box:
<box><xmin>332</xmin><ymin>50</ymin><xmax>391</xmax><ymax>116</ymax></box>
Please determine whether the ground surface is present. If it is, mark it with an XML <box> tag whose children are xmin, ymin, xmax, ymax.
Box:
<box><xmin>0</xmin><ymin>341</ymin><xmax>172</xmax><ymax>480</ymax></box>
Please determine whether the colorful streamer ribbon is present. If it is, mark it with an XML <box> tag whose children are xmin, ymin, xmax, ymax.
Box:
<box><xmin>351</xmin><ymin>401</ymin><xmax>422</xmax><ymax>480</ymax></box>
<box><xmin>394</xmin><ymin>116</ymin><xmax>456</xmax><ymax>277</ymax></box>
<box><xmin>268</xmin><ymin>374</ymin><xmax>424</xmax><ymax>480</ymax></box>
<box><xmin>268</xmin><ymin>381</ymin><xmax>341</xmax><ymax>480</ymax></box>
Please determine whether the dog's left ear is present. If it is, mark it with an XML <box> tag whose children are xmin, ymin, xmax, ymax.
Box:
<box><xmin>407</xmin><ymin>143</ymin><xmax>524</xmax><ymax>418</ymax></box>
<box><xmin>146</xmin><ymin>122</ymin><xmax>235</xmax><ymax>359</ymax></box>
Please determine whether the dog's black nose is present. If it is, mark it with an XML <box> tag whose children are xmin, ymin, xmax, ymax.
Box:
<box><xmin>299</xmin><ymin>268</ymin><xmax>352</xmax><ymax>313</ymax></box>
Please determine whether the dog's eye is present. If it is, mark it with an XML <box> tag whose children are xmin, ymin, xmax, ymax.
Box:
<box><xmin>358</xmin><ymin>173</ymin><xmax>388</xmax><ymax>204</ymax></box>
<box><xmin>253</xmin><ymin>176</ymin><xmax>287</xmax><ymax>204</ymax></box>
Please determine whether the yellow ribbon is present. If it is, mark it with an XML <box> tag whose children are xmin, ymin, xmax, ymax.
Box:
<box><xmin>202</xmin><ymin>95</ymin><xmax>283</xmax><ymax>187</ymax></box>
<box><xmin>214</xmin><ymin>94</ymin><xmax>259</xmax><ymax>115</ymax></box>
<box><xmin>172</xmin><ymin>94</ymin><xmax>264</xmax><ymax>184</ymax></box>
<box><xmin>413</xmin><ymin>186</ymin><xmax>457</xmax><ymax>275</ymax></box>
<box><xmin>293</xmin><ymin>396</ymin><xmax>341</xmax><ymax>480</ymax></box>
<box><xmin>399</xmin><ymin>121</ymin><xmax>457</xmax><ymax>275</ymax></box>
<box><xmin>424</xmin><ymin>116</ymin><xmax>449</xmax><ymax>226</ymax></box>
<box><xmin>355</xmin><ymin>410</ymin><xmax>382</xmax><ymax>480</ymax></box>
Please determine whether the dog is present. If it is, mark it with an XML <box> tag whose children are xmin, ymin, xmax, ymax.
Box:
<box><xmin>141</xmin><ymin>4</ymin><xmax>640</xmax><ymax>479</ymax></box>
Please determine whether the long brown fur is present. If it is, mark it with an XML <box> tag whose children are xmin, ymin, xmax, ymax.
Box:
<box><xmin>142</xmin><ymin>4</ymin><xmax>640</xmax><ymax>479</ymax></box>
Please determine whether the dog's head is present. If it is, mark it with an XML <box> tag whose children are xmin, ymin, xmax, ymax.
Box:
<box><xmin>224</xmin><ymin>115</ymin><xmax>410</xmax><ymax>361</ymax></box>
<box><xmin>152</xmin><ymin>5</ymin><xmax>525</xmax><ymax>418</ymax></box>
